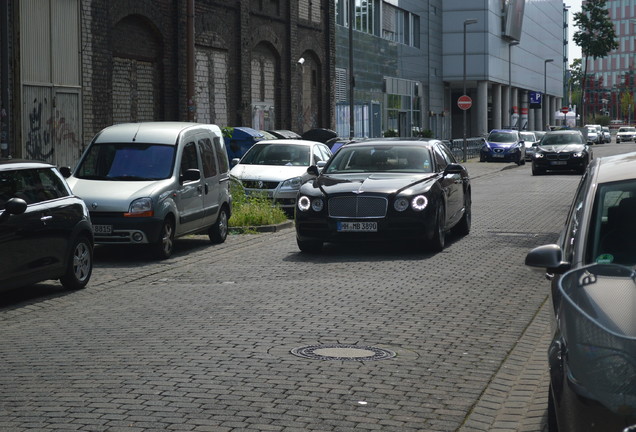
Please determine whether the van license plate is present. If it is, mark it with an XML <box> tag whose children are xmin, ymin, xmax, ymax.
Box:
<box><xmin>337</xmin><ymin>221</ymin><xmax>377</xmax><ymax>232</ymax></box>
<box><xmin>93</xmin><ymin>225</ymin><xmax>112</xmax><ymax>234</ymax></box>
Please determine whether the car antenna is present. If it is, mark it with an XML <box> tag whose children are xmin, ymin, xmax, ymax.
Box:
<box><xmin>132</xmin><ymin>124</ymin><xmax>141</xmax><ymax>142</ymax></box>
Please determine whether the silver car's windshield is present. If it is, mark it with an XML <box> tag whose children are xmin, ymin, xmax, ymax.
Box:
<box><xmin>588</xmin><ymin>180</ymin><xmax>636</xmax><ymax>266</ymax></box>
<box><xmin>324</xmin><ymin>146</ymin><xmax>433</xmax><ymax>174</ymax></box>
<box><xmin>75</xmin><ymin>143</ymin><xmax>175</xmax><ymax>180</ymax></box>
<box><xmin>239</xmin><ymin>144</ymin><xmax>310</xmax><ymax>166</ymax></box>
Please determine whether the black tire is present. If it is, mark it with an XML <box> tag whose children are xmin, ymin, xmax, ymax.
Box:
<box><xmin>428</xmin><ymin>205</ymin><xmax>445</xmax><ymax>252</ymax></box>
<box><xmin>547</xmin><ymin>385</ymin><xmax>559</xmax><ymax>432</ymax></box>
<box><xmin>452</xmin><ymin>191</ymin><xmax>471</xmax><ymax>236</ymax></box>
<box><xmin>209</xmin><ymin>206</ymin><xmax>229</xmax><ymax>244</ymax></box>
<box><xmin>153</xmin><ymin>217</ymin><xmax>175</xmax><ymax>259</ymax></box>
<box><xmin>60</xmin><ymin>235</ymin><xmax>93</xmax><ymax>290</ymax></box>
<box><xmin>297</xmin><ymin>237</ymin><xmax>322</xmax><ymax>253</ymax></box>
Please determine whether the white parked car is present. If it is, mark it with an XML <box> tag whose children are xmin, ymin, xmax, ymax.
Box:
<box><xmin>584</xmin><ymin>125</ymin><xmax>602</xmax><ymax>144</ymax></box>
<box><xmin>616</xmin><ymin>126</ymin><xmax>636</xmax><ymax>143</ymax></box>
<box><xmin>230</xmin><ymin>139</ymin><xmax>332</xmax><ymax>213</ymax></box>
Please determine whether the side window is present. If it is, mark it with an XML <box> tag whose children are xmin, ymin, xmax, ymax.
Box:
<box><xmin>432</xmin><ymin>147</ymin><xmax>448</xmax><ymax>171</ymax></box>
<box><xmin>561</xmin><ymin>172</ymin><xmax>590</xmax><ymax>261</ymax></box>
<box><xmin>180</xmin><ymin>142</ymin><xmax>199</xmax><ymax>179</ymax></box>
<box><xmin>37</xmin><ymin>169</ymin><xmax>70</xmax><ymax>200</ymax></box>
<box><xmin>214</xmin><ymin>137</ymin><xmax>230</xmax><ymax>174</ymax></box>
<box><xmin>312</xmin><ymin>146</ymin><xmax>324</xmax><ymax>164</ymax></box>
<box><xmin>439</xmin><ymin>143</ymin><xmax>457</xmax><ymax>164</ymax></box>
<box><xmin>319</xmin><ymin>144</ymin><xmax>332</xmax><ymax>161</ymax></box>
<box><xmin>198</xmin><ymin>137</ymin><xmax>218</xmax><ymax>178</ymax></box>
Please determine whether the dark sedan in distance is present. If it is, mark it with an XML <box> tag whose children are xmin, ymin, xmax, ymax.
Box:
<box><xmin>294</xmin><ymin>139</ymin><xmax>471</xmax><ymax>253</ymax></box>
<box><xmin>531</xmin><ymin>129</ymin><xmax>592</xmax><ymax>175</ymax></box>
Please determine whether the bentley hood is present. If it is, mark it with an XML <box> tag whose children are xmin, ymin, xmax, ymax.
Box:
<box><xmin>311</xmin><ymin>173</ymin><xmax>436</xmax><ymax>195</ymax></box>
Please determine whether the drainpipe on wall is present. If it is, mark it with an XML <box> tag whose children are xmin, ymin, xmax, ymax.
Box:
<box><xmin>1</xmin><ymin>0</ymin><xmax>9</xmax><ymax>157</ymax></box>
<box><xmin>186</xmin><ymin>0</ymin><xmax>195</xmax><ymax>122</ymax></box>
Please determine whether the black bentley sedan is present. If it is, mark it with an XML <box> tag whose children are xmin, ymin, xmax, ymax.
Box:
<box><xmin>0</xmin><ymin>159</ymin><xmax>94</xmax><ymax>292</ymax></box>
<box><xmin>294</xmin><ymin>139</ymin><xmax>471</xmax><ymax>253</ymax></box>
<box><xmin>531</xmin><ymin>129</ymin><xmax>592</xmax><ymax>175</ymax></box>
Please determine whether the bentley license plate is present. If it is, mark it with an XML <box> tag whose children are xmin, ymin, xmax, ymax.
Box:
<box><xmin>93</xmin><ymin>224</ymin><xmax>113</xmax><ymax>235</ymax></box>
<box><xmin>337</xmin><ymin>221</ymin><xmax>377</xmax><ymax>232</ymax></box>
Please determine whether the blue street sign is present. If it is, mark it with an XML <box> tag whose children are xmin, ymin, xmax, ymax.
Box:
<box><xmin>529</xmin><ymin>91</ymin><xmax>542</xmax><ymax>108</ymax></box>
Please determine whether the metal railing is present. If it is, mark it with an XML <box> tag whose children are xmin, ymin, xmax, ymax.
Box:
<box><xmin>446</xmin><ymin>137</ymin><xmax>486</xmax><ymax>161</ymax></box>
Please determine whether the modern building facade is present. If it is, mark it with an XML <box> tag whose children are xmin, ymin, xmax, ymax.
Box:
<box><xmin>583</xmin><ymin>0</ymin><xmax>635</xmax><ymax>122</ymax></box>
<box><xmin>335</xmin><ymin>0</ymin><xmax>566</xmax><ymax>140</ymax></box>
<box><xmin>443</xmin><ymin>0</ymin><xmax>565</xmax><ymax>137</ymax></box>
<box><xmin>1</xmin><ymin>0</ymin><xmax>335</xmax><ymax>167</ymax></box>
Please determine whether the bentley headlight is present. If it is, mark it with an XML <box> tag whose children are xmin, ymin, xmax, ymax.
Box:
<box><xmin>411</xmin><ymin>195</ymin><xmax>428</xmax><ymax>211</ymax></box>
<box><xmin>311</xmin><ymin>198</ymin><xmax>324</xmax><ymax>212</ymax></box>
<box><xmin>298</xmin><ymin>195</ymin><xmax>311</xmax><ymax>211</ymax></box>
<box><xmin>280</xmin><ymin>176</ymin><xmax>303</xmax><ymax>191</ymax></box>
<box><xmin>394</xmin><ymin>197</ymin><xmax>409</xmax><ymax>212</ymax></box>
<box><xmin>126</xmin><ymin>197</ymin><xmax>153</xmax><ymax>217</ymax></box>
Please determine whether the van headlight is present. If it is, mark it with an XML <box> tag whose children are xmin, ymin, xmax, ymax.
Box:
<box><xmin>125</xmin><ymin>197</ymin><xmax>154</xmax><ymax>217</ymax></box>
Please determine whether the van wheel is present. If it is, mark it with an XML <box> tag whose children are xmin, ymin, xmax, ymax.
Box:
<box><xmin>209</xmin><ymin>207</ymin><xmax>228</xmax><ymax>244</ymax></box>
<box><xmin>153</xmin><ymin>218</ymin><xmax>175</xmax><ymax>259</ymax></box>
<box><xmin>60</xmin><ymin>235</ymin><xmax>93</xmax><ymax>290</ymax></box>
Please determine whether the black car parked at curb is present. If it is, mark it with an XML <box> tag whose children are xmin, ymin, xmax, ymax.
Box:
<box><xmin>295</xmin><ymin>138</ymin><xmax>471</xmax><ymax>253</ymax></box>
<box><xmin>0</xmin><ymin>159</ymin><xmax>94</xmax><ymax>292</ymax></box>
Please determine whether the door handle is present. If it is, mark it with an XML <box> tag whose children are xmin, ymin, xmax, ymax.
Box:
<box><xmin>41</xmin><ymin>215</ymin><xmax>53</xmax><ymax>225</ymax></box>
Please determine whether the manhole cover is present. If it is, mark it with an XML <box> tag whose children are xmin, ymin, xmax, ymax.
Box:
<box><xmin>291</xmin><ymin>344</ymin><xmax>396</xmax><ymax>361</ymax></box>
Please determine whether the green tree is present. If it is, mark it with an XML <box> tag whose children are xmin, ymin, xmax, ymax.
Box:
<box><xmin>621</xmin><ymin>92</ymin><xmax>634</xmax><ymax>121</ymax></box>
<box><xmin>573</xmin><ymin>0</ymin><xmax>618</xmax><ymax>124</ymax></box>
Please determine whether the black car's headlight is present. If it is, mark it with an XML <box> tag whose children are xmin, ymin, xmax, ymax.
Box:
<box><xmin>394</xmin><ymin>195</ymin><xmax>428</xmax><ymax>212</ymax></box>
<box><xmin>572</xmin><ymin>152</ymin><xmax>584</xmax><ymax>158</ymax></box>
<box><xmin>534</xmin><ymin>153</ymin><xmax>545</xmax><ymax>159</ymax></box>
<box><xmin>298</xmin><ymin>195</ymin><xmax>324</xmax><ymax>212</ymax></box>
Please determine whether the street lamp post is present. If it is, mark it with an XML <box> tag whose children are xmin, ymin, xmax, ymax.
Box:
<box><xmin>508</xmin><ymin>41</ymin><xmax>519</xmax><ymax>128</ymax></box>
<box><xmin>462</xmin><ymin>18</ymin><xmax>477</xmax><ymax>162</ymax></box>
<box><xmin>544</xmin><ymin>58</ymin><xmax>554</xmax><ymax>130</ymax></box>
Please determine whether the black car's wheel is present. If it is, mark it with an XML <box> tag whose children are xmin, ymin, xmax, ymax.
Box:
<box><xmin>547</xmin><ymin>385</ymin><xmax>559</xmax><ymax>432</ymax></box>
<box><xmin>60</xmin><ymin>235</ymin><xmax>93</xmax><ymax>290</ymax></box>
<box><xmin>209</xmin><ymin>206</ymin><xmax>229</xmax><ymax>244</ymax></box>
<box><xmin>428</xmin><ymin>205</ymin><xmax>446</xmax><ymax>252</ymax></box>
<box><xmin>297</xmin><ymin>237</ymin><xmax>323</xmax><ymax>253</ymax></box>
<box><xmin>153</xmin><ymin>217</ymin><xmax>175</xmax><ymax>259</ymax></box>
<box><xmin>452</xmin><ymin>191</ymin><xmax>471</xmax><ymax>236</ymax></box>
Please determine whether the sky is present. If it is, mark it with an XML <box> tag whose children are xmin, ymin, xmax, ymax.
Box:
<box><xmin>564</xmin><ymin>0</ymin><xmax>583</xmax><ymax>62</ymax></box>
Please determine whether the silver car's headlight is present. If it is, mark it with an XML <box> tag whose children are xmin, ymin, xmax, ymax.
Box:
<box><xmin>279</xmin><ymin>177</ymin><xmax>303</xmax><ymax>191</ymax></box>
<box><xmin>127</xmin><ymin>197</ymin><xmax>153</xmax><ymax>217</ymax></box>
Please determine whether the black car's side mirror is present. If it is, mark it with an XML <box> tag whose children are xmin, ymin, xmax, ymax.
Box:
<box><xmin>307</xmin><ymin>165</ymin><xmax>320</xmax><ymax>176</ymax></box>
<box><xmin>444</xmin><ymin>163</ymin><xmax>464</xmax><ymax>175</ymax></box>
<box><xmin>180</xmin><ymin>169</ymin><xmax>201</xmax><ymax>183</ymax></box>
<box><xmin>0</xmin><ymin>198</ymin><xmax>27</xmax><ymax>224</ymax></box>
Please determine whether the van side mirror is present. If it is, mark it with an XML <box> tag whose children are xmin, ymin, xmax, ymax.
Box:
<box><xmin>59</xmin><ymin>166</ymin><xmax>72</xmax><ymax>178</ymax></box>
<box><xmin>180</xmin><ymin>169</ymin><xmax>201</xmax><ymax>183</ymax></box>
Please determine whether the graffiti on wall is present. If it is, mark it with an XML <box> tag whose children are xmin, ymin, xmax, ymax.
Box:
<box><xmin>26</xmin><ymin>98</ymin><xmax>53</xmax><ymax>161</ymax></box>
<box><xmin>25</xmin><ymin>96</ymin><xmax>80</xmax><ymax>163</ymax></box>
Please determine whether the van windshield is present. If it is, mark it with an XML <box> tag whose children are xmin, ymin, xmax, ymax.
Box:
<box><xmin>75</xmin><ymin>143</ymin><xmax>175</xmax><ymax>180</ymax></box>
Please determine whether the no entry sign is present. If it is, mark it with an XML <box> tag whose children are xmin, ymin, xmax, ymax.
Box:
<box><xmin>561</xmin><ymin>106</ymin><xmax>569</xmax><ymax>114</ymax></box>
<box><xmin>458</xmin><ymin>95</ymin><xmax>472</xmax><ymax>110</ymax></box>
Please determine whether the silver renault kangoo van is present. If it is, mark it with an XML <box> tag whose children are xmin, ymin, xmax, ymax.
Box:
<box><xmin>66</xmin><ymin>122</ymin><xmax>231</xmax><ymax>259</ymax></box>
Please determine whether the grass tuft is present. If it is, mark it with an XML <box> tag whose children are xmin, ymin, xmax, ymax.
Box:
<box><xmin>228</xmin><ymin>177</ymin><xmax>289</xmax><ymax>228</ymax></box>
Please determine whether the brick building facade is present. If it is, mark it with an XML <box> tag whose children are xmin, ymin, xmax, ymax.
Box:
<box><xmin>2</xmin><ymin>0</ymin><xmax>334</xmax><ymax>167</ymax></box>
<box><xmin>83</xmin><ymin>0</ymin><xmax>335</xmax><ymax>144</ymax></box>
